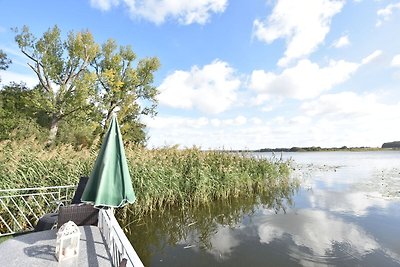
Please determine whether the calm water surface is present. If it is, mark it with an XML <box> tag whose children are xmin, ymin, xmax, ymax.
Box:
<box><xmin>126</xmin><ymin>151</ymin><xmax>400</xmax><ymax>266</ymax></box>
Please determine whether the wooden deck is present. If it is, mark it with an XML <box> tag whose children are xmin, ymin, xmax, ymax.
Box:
<box><xmin>0</xmin><ymin>186</ymin><xmax>144</xmax><ymax>267</ymax></box>
<box><xmin>0</xmin><ymin>225</ymin><xmax>112</xmax><ymax>267</ymax></box>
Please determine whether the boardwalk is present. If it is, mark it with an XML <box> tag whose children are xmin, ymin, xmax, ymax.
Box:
<box><xmin>0</xmin><ymin>225</ymin><xmax>112</xmax><ymax>267</ymax></box>
<box><xmin>0</xmin><ymin>186</ymin><xmax>144</xmax><ymax>267</ymax></box>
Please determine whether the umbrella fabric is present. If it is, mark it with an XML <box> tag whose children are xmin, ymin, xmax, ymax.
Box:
<box><xmin>81</xmin><ymin>115</ymin><xmax>136</xmax><ymax>208</ymax></box>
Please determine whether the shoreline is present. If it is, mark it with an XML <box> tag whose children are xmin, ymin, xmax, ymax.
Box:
<box><xmin>220</xmin><ymin>148</ymin><xmax>400</xmax><ymax>153</ymax></box>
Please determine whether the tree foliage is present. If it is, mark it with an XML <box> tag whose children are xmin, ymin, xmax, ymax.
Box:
<box><xmin>0</xmin><ymin>49</ymin><xmax>12</xmax><ymax>82</ymax></box>
<box><xmin>0</xmin><ymin>83</ymin><xmax>47</xmax><ymax>141</ymax></box>
<box><xmin>14</xmin><ymin>25</ymin><xmax>99</xmax><ymax>144</ymax></box>
<box><xmin>0</xmin><ymin>49</ymin><xmax>11</xmax><ymax>70</ymax></box>
<box><xmin>4</xmin><ymin>25</ymin><xmax>160</xmax><ymax>147</ymax></box>
<box><xmin>93</xmin><ymin>39</ymin><xmax>160</xmax><ymax>144</ymax></box>
<box><xmin>382</xmin><ymin>141</ymin><xmax>400</xmax><ymax>149</ymax></box>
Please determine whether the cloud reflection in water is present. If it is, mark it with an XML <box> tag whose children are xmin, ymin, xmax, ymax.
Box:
<box><xmin>257</xmin><ymin>209</ymin><xmax>400</xmax><ymax>265</ymax></box>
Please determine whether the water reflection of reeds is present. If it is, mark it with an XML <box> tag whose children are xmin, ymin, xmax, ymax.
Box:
<box><xmin>120</xmin><ymin>179</ymin><xmax>299</xmax><ymax>266</ymax></box>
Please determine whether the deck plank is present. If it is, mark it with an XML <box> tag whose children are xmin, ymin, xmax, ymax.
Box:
<box><xmin>0</xmin><ymin>225</ymin><xmax>112</xmax><ymax>267</ymax></box>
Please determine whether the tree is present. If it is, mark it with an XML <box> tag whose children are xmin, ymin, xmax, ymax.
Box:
<box><xmin>0</xmin><ymin>82</ymin><xmax>101</xmax><ymax>146</ymax></box>
<box><xmin>14</xmin><ymin>26</ymin><xmax>160</xmax><ymax>146</ymax></box>
<box><xmin>382</xmin><ymin>141</ymin><xmax>400</xmax><ymax>149</ymax></box>
<box><xmin>0</xmin><ymin>83</ymin><xmax>47</xmax><ymax>141</ymax></box>
<box><xmin>0</xmin><ymin>49</ymin><xmax>12</xmax><ymax>82</ymax></box>
<box><xmin>93</xmin><ymin>39</ymin><xmax>160</xmax><ymax>144</ymax></box>
<box><xmin>14</xmin><ymin>25</ymin><xmax>99</xmax><ymax>145</ymax></box>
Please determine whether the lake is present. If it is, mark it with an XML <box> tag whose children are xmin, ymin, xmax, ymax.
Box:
<box><xmin>125</xmin><ymin>151</ymin><xmax>400</xmax><ymax>266</ymax></box>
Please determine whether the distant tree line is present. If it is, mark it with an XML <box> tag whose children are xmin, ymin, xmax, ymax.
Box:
<box><xmin>255</xmin><ymin>146</ymin><xmax>380</xmax><ymax>152</ymax></box>
<box><xmin>382</xmin><ymin>141</ymin><xmax>400</xmax><ymax>149</ymax></box>
<box><xmin>0</xmin><ymin>25</ymin><xmax>160</xmax><ymax>148</ymax></box>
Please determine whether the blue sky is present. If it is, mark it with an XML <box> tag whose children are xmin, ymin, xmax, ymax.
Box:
<box><xmin>1</xmin><ymin>0</ymin><xmax>400</xmax><ymax>149</ymax></box>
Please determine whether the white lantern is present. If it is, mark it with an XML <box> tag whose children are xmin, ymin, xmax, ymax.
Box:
<box><xmin>55</xmin><ymin>221</ymin><xmax>81</xmax><ymax>261</ymax></box>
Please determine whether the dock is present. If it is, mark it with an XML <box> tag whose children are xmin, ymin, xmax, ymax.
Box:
<box><xmin>0</xmin><ymin>186</ymin><xmax>144</xmax><ymax>267</ymax></box>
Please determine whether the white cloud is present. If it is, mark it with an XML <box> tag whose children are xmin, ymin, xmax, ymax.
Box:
<box><xmin>376</xmin><ymin>2</ymin><xmax>400</xmax><ymax>26</ymax></box>
<box><xmin>145</xmin><ymin>115</ymin><xmax>247</xmax><ymax>130</ymax></box>
<box><xmin>178</xmin><ymin>224</ymin><xmax>241</xmax><ymax>260</ymax></box>
<box><xmin>89</xmin><ymin>0</ymin><xmax>227</xmax><ymax>24</ymax></box>
<box><xmin>250</xmin><ymin>117</ymin><xmax>263</xmax><ymax>125</ymax></box>
<box><xmin>208</xmin><ymin>226</ymin><xmax>240</xmax><ymax>259</ymax></box>
<box><xmin>209</xmin><ymin>115</ymin><xmax>247</xmax><ymax>127</ymax></box>
<box><xmin>253</xmin><ymin>0</ymin><xmax>345</xmax><ymax>66</ymax></box>
<box><xmin>299</xmin><ymin>91</ymin><xmax>400</xmax><ymax>146</ymax></box>
<box><xmin>309</xmin><ymin>190</ymin><xmax>390</xmax><ymax>216</ymax></box>
<box><xmin>301</xmin><ymin>91</ymin><xmax>377</xmax><ymax>117</ymax></box>
<box><xmin>89</xmin><ymin>0</ymin><xmax>119</xmax><ymax>11</ymax></box>
<box><xmin>158</xmin><ymin>60</ymin><xmax>241</xmax><ymax>114</ymax></box>
<box><xmin>0</xmin><ymin>70</ymin><xmax>38</xmax><ymax>88</ymax></box>
<box><xmin>181</xmin><ymin>223</ymin><xmax>246</xmax><ymax>260</ymax></box>
<box><xmin>144</xmin><ymin>116</ymin><xmax>210</xmax><ymax>130</ymax></box>
<box><xmin>249</xmin><ymin>59</ymin><xmax>359</xmax><ymax>100</ymax></box>
<box><xmin>332</xmin><ymin>34</ymin><xmax>350</xmax><ymax>48</ymax></box>
<box><xmin>145</xmin><ymin>89</ymin><xmax>400</xmax><ymax>149</ymax></box>
<box><xmin>361</xmin><ymin>49</ymin><xmax>382</xmax><ymax>64</ymax></box>
<box><xmin>251</xmin><ymin>95</ymin><xmax>267</xmax><ymax>106</ymax></box>
<box><xmin>249</xmin><ymin>50</ymin><xmax>381</xmax><ymax>102</ymax></box>
<box><xmin>143</xmin><ymin>114</ymin><xmax>266</xmax><ymax>149</ymax></box>
<box><xmin>257</xmin><ymin>210</ymin><xmax>392</xmax><ymax>260</ymax></box>
<box><xmin>391</xmin><ymin>54</ymin><xmax>400</xmax><ymax>67</ymax></box>
<box><xmin>301</xmin><ymin>91</ymin><xmax>400</xmax><ymax>118</ymax></box>
<box><xmin>144</xmin><ymin>113</ymin><xmax>317</xmax><ymax>149</ymax></box>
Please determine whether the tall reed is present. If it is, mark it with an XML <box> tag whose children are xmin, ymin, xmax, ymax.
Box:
<box><xmin>0</xmin><ymin>139</ymin><xmax>294</xmax><ymax>215</ymax></box>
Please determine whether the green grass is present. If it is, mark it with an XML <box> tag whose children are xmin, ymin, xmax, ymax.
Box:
<box><xmin>0</xmin><ymin>139</ymin><xmax>294</xmax><ymax>216</ymax></box>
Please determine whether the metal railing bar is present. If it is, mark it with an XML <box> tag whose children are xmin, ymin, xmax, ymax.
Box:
<box><xmin>0</xmin><ymin>185</ymin><xmax>75</xmax><ymax>193</ymax></box>
<box><xmin>0</xmin><ymin>191</ymin><xmax>70</xmax><ymax>199</ymax></box>
<box><xmin>0</xmin><ymin>214</ymin><xmax>13</xmax><ymax>234</ymax></box>
<box><xmin>10</xmin><ymin>198</ymin><xmax>34</xmax><ymax>229</ymax></box>
<box><xmin>20</xmin><ymin>196</ymin><xmax>39</xmax><ymax>221</ymax></box>
<box><xmin>58</xmin><ymin>188</ymin><xmax>62</xmax><ymax>206</ymax></box>
<box><xmin>49</xmin><ymin>193</ymin><xmax>59</xmax><ymax>204</ymax></box>
<box><xmin>30</xmin><ymin>195</ymin><xmax>46</xmax><ymax>215</ymax></box>
<box><xmin>38</xmin><ymin>193</ymin><xmax>51</xmax><ymax>207</ymax></box>
<box><xmin>65</xmin><ymin>187</ymin><xmax>69</xmax><ymax>203</ymax></box>
<box><xmin>0</xmin><ymin>186</ymin><xmax>77</xmax><ymax>236</ymax></box>
<box><xmin>0</xmin><ymin>199</ymin><xmax>23</xmax><ymax>231</ymax></box>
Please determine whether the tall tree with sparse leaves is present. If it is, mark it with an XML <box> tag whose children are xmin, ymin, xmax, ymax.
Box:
<box><xmin>14</xmin><ymin>25</ymin><xmax>99</xmax><ymax>145</ymax></box>
<box><xmin>93</xmin><ymin>39</ymin><xmax>160</xmax><ymax>144</ymax></box>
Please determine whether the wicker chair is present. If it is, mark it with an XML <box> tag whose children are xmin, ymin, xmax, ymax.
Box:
<box><xmin>57</xmin><ymin>204</ymin><xmax>99</xmax><ymax>228</ymax></box>
<box><xmin>34</xmin><ymin>177</ymin><xmax>90</xmax><ymax>231</ymax></box>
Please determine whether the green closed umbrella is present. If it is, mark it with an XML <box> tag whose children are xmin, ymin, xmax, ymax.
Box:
<box><xmin>81</xmin><ymin>115</ymin><xmax>136</xmax><ymax>208</ymax></box>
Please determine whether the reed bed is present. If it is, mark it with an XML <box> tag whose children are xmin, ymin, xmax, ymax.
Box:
<box><xmin>0</xmin><ymin>139</ymin><xmax>293</xmax><ymax>216</ymax></box>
